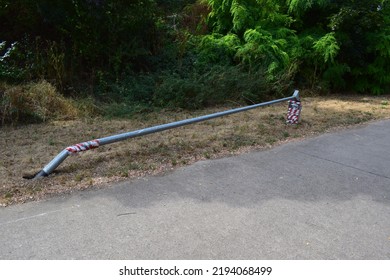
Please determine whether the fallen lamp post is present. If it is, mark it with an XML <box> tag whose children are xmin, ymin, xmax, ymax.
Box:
<box><xmin>32</xmin><ymin>90</ymin><xmax>301</xmax><ymax>179</ymax></box>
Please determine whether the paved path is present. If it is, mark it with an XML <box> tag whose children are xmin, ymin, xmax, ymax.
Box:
<box><xmin>1</xmin><ymin>120</ymin><xmax>390</xmax><ymax>259</ymax></box>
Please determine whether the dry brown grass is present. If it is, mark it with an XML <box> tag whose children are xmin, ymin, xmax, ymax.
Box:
<box><xmin>0</xmin><ymin>81</ymin><xmax>85</xmax><ymax>125</ymax></box>
<box><xmin>1</xmin><ymin>93</ymin><xmax>390</xmax><ymax>206</ymax></box>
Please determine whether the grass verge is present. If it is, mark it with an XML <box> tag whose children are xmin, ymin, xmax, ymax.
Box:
<box><xmin>1</xmin><ymin>93</ymin><xmax>390</xmax><ymax>206</ymax></box>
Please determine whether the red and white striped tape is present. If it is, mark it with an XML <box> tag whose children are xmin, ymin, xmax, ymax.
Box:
<box><xmin>66</xmin><ymin>140</ymin><xmax>100</xmax><ymax>153</ymax></box>
<box><xmin>286</xmin><ymin>100</ymin><xmax>302</xmax><ymax>124</ymax></box>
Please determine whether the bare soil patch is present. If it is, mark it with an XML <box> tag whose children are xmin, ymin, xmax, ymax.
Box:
<box><xmin>1</xmin><ymin>94</ymin><xmax>390</xmax><ymax>206</ymax></box>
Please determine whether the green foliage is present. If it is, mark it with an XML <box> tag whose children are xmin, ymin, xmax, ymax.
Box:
<box><xmin>202</xmin><ymin>0</ymin><xmax>299</xmax><ymax>89</ymax></box>
<box><xmin>96</xmin><ymin>64</ymin><xmax>292</xmax><ymax>112</ymax></box>
<box><xmin>152</xmin><ymin>65</ymin><xmax>287</xmax><ymax>109</ymax></box>
<box><xmin>96</xmin><ymin>73</ymin><xmax>156</xmax><ymax>104</ymax></box>
<box><xmin>196</xmin><ymin>33</ymin><xmax>240</xmax><ymax>65</ymax></box>
<box><xmin>285</xmin><ymin>0</ymin><xmax>390</xmax><ymax>93</ymax></box>
<box><xmin>287</xmin><ymin>0</ymin><xmax>329</xmax><ymax>16</ymax></box>
<box><xmin>0</xmin><ymin>0</ymin><xmax>160</xmax><ymax>89</ymax></box>
<box><xmin>1</xmin><ymin>0</ymin><xmax>390</xmax><ymax>122</ymax></box>
<box><xmin>322</xmin><ymin>63</ymin><xmax>350</xmax><ymax>89</ymax></box>
<box><xmin>313</xmin><ymin>32</ymin><xmax>339</xmax><ymax>64</ymax></box>
<box><xmin>237</xmin><ymin>28</ymin><xmax>290</xmax><ymax>73</ymax></box>
<box><xmin>328</xmin><ymin>0</ymin><xmax>390</xmax><ymax>93</ymax></box>
<box><xmin>0</xmin><ymin>41</ymin><xmax>27</xmax><ymax>82</ymax></box>
<box><xmin>207</xmin><ymin>0</ymin><xmax>286</xmax><ymax>33</ymax></box>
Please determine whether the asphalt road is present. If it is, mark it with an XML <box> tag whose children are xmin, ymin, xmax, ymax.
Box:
<box><xmin>1</xmin><ymin>120</ymin><xmax>390</xmax><ymax>259</ymax></box>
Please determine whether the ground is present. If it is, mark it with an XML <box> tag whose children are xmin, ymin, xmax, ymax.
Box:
<box><xmin>1</xmin><ymin>93</ymin><xmax>389</xmax><ymax>206</ymax></box>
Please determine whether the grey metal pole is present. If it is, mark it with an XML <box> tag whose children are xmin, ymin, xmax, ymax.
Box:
<box><xmin>33</xmin><ymin>90</ymin><xmax>299</xmax><ymax>179</ymax></box>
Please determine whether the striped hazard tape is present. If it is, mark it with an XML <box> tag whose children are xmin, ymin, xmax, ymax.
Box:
<box><xmin>66</xmin><ymin>140</ymin><xmax>100</xmax><ymax>153</ymax></box>
<box><xmin>286</xmin><ymin>100</ymin><xmax>302</xmax><ymax>124</ymax></box>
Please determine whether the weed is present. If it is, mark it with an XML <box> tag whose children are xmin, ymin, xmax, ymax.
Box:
<box><xmin>257</xmin><ymin>123</ymin><xmax>266</xmax><ymax>133</ymax></box>
<box><xmin>266</xmin><ymin>137</ymin><xmax>277</xmax><ymax>145</ymax></box>
<box><xmin>128</xmin><ymin>162</ymin><xmax>142</xmax><ymax>170</ymax></box>
<box><xmin>117</xmin><ymin>168</ymin><xmax>129</xmax><ymax>177</ymax></box>
<box><xmin>4</xmin><ymin>192</ymin><xmax>13</xmax><ymax>199</ymax></box>
<box><xmin>75</xmin><ymin>173</ymin><xmax>84</xmax><ymax>182</ymax></box>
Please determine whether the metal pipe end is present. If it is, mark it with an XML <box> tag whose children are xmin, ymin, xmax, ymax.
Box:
<box><xmin>32</xmin><ymin>170</ymin><xmax>49</xmax><ymax>180</ymax></box>
<box><xmin>293</xmin><ymin>89</ymin><xmax>300</xmax><ymax>101</ymax></box>
<box><xmin>293</xmin><ymin>90</ymin><xmax>300</xmax><ymax>101</ymax></box>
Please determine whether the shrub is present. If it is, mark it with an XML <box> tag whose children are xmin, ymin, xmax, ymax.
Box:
<box><xmin>152</xmin><ymin>65</ymin><xmax>292</xmax><ymax>109</ymax></box>
<box><xmin>0</xmin><ymin>80</ymin><xmax>79</xmax><ymax>125</ymax></box>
